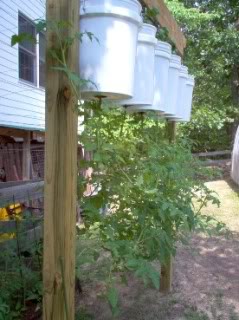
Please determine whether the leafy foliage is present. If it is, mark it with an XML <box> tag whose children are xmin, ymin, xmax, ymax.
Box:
<box><xmin>77</xmin><ymin>103</ymin><xmax>224</xmax><ymax>312</ymax></box>
<box><xmin>165</xmin><ymin>0</ymin><xmax>239</xmax><ymax>151</ymax></box>
<box><xmin>0</xmin><ymin>211</ymin><xmax>43</xmax><ymax>319</ymax></box>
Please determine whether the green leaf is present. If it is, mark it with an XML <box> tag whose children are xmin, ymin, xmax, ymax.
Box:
<box><xmin>11</xmin><ymin>33</ymin><xmax>36</xmax><ymax>46</ymax></box>
<box><xmin>135</xmin><ymin>175</ymin><xmax>144</xmax><ymax>187</ymax></box>
<box><xmin>107</xmin><ymin>286</ymin><xmax>119</xmax><ymax>316</ymax></box>
<box><xmin>147</xmin><ymin>266</ymin><xmax>160</xmax><ymax>290</ymax></box>
<box><xmin>35</xmin><ymin>19</ymin><xmax>46</xmax><ymax>33</ymax></box>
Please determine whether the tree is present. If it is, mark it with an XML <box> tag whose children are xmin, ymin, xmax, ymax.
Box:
<box><xmin>165</xmin><ymin>0</ymin><xmax>239</xmax><ymax>151</ymax></box>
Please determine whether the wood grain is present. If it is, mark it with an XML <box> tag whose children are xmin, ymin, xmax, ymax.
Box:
<box><xmin>141</xmin><ymin>0</ymin><xmax>186</xmax><ymax>55</ymax></box>
<box><xmin>160</xmin><ymin>121</ymin><xmax>177</xmax><ymax>293</ymax></box>
<box><xmin>0</xmin><ymin>181</ymin><xmax>44</xmax><ymax>207</ymax></box>
<box><xmin>160</xmin><ymin>257</ymin><xmax>173</xmax><ymax>293</ymax></box>
<box><xmin>43</xmin><ymin>0</ymin><xmax>79</xmax><ymax>319</ymax></box>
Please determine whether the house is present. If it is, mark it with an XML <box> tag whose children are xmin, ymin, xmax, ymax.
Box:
<box><xmin>0</xmin><ymin>0</ymin><xmax>46</xmax><ymax>181</ymax></box>
<box><xmin>0</xmin><ymin>0</ymin><xmax>45</xmax><ymax>131</ymax></box>
<box><xmin>0</xmin><ymin>0</ymin><xmax>186</xmax><ymax>182</ymax></box>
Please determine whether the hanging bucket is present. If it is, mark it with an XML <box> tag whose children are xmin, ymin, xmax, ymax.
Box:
<box><xmin>176</xmin><ymin>65</ymin><xmax>189</xmax><ymax>120</ymax></box>
<box><xmin>120</xmin><ymin>23</ymin><xmax>157</xmax><ymax>110</ymax></box>
<box><xmin>164</xmin><ymin>54</ymin><xmax>181</xmax><ymax>117</ymax></box>
<box><xmin>126</xmin><ymin>40</ymin><xmax>171</xmax><ymax>112</ymax></box>
<box><xmin>80</xmin><ymin>0</ymin><xmax>142</xmax><ymax>100</ymax></box>
<box><xmin>232</xmin><ymin>126</ymin><xmax>239</xmax><ymax>185</ymax></box>
<box><xmin>182</xmin><ymin>75</ymin><xmax>195</xmax><ymax>122</ymax></box>
<box><xmin>165</xmin><ymin>65</ymin><xmax>188</xmax><ymax>121</ymax></box>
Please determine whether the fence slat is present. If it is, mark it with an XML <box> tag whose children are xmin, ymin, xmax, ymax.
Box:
<box><xmin>0</xmin><ymin>181</ymin><xmax>44</xmax><ymax>207</ymax></box>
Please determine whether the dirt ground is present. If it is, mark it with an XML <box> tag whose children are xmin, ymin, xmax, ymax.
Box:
<box><xmin>79</xmin><ymin>176</ymin><xmax>239</xmax><ymax>320</ymax></box>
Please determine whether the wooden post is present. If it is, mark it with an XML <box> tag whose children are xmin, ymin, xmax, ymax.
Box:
<box><xmin>160</xmin><ymin>256</ymin><xmax>173</xmax><ymax>293</ymax></box>
<box><xmin>43</xmin><ymin>0</ymin><xmax>79</xmax><ymax>319</ymax></box>
<box><xmin>160</xmin><ymin>120</ymin><xmax>177</xmax><ymax>294</ymax></box>
<box><xmin>22</xmin><ymin>131</ymin><xmax>31</xmax><ymax>180</ymax></box>
<box><xmin>167</xmin><ymin>120</ymin><xmax>177</xmax><ymax>144</ymax></box>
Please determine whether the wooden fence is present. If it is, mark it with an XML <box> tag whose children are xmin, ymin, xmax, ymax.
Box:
<box><xmin>0</xmin><ymin>143</ymin><xmax>44</xmax><ymax>182</ymax></box>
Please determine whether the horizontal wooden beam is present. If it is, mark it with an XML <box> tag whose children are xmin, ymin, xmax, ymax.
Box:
<box><xmin>0</xmin><ymin>218</ymin><xmax>42</xmax><ymax>233</ymax></box>
<box><xmin>0</xmin><ymin>127</ymin><xmax>45</xmax><ymax>142</ymax></box>
<box><xmin>0</xmin><ymin>127</ymin><xmax>28</xmax><ymax>139</ymax></box>
<box><xmin>194</xmin><ymin>150</ymin><xmax>231</xmax><ymax>158</ymax></box>
<box><xmin>141</xmin><ymin>0</ymin><xmax>186</xmax><ymax>55</ymax></box>
<box><xmin>0</xmin><ymin>180</ymin><xmax>35</xmax><ymax>189</ymax></box>
<box><xmin>0</xmin><ymin>180</ymin><xmax>44</xmax><ymax>208</ymax></box>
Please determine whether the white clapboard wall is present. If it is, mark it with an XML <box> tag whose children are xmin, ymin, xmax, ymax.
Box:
<box><xmin>0</xmin><ymin>0</ymin><xmax>45</xmax><ymax>131</ymax></box>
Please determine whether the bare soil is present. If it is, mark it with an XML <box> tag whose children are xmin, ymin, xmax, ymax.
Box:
<box><xmin>79</xmin><ymin>178</ymin><xmax>239</xmax><ymax>320</ymax></box>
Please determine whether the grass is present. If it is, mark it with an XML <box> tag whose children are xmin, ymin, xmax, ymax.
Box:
<box><xmin>203</xmin><ymin>179</ymin><xmax>239</xmax><ymax>232</ymax></box>
<box><xmin>183</xmin><ymin>308</ymin><xmax>210</xmax><ymax>320</ymax></box>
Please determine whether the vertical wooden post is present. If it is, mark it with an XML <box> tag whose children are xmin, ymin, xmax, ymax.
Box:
<box><xmin>160</xmin><ymin>120</ymin><xmax>177</xmax><ymax>294</ymax></box>
<box><xmin>167</xmin><ymin>121</ymin><xmax>177</xmax><ymax>144</ymax></box>
<box><xmin>160</xmin><ymin>256</ymin><xmax>173</xmax><ymax>293</ymax></box>
<box><xmin>43</xmin><ymin>0</ymin><xmax>79</xmax><ymax>319</ymax></box>
<box><xmin>22</xmin><ymin>131</ymin><xmax>31</xmax><ymax>180</ymax></box>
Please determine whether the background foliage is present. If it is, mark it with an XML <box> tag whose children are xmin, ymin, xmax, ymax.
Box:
<box><xmin>165</xmin><ymin>0</ymin><xmax>239</xmax><ymax>151</ymax></box>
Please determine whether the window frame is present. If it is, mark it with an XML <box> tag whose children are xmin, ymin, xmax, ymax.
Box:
<box><xmin>18</xmin><ymin>12</ymin><xmax>37</xmax><ymax>86</ymax></box>
<box><xmin>38</xmin><ymin>31</ymin><xmax>46</xmax><ymax>88</ymax></box>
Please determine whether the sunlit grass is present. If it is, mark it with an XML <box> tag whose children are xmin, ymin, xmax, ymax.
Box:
<box><xmin>202</xmin><ymin>179</ymin><xmax>239</xmax><ymax>232</ymax></box>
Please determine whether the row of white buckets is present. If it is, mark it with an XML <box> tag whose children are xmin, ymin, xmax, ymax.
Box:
<box><xmin>80</xmin><ymin>0</ymin><xmax>195</xmax><ymax>122</ymax></box>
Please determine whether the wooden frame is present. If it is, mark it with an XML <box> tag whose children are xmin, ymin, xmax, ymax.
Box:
<box><xmin>141</xmin><ymin>0</ymin><xmax>186</xmax><ymax>55</ymax></box>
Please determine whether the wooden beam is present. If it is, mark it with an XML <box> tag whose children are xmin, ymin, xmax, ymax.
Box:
<box><xmin>194</xmin><ymin>150</ymin><xmax>231</xmax><ymax>158</ymax></box>
<box><xmin>141</xmin><ymin>0</ymin><xmax>186</xmax><ymax>55</ymax></box>
<box><xmin>0</xmin><ymin>219</ymin><xmax>42</xmax><ymax>233</ymax></box>
<box><xmin>0</xmin><ymin>127</ymin><xmax>28</xmax><ymax>139</ymax></box>
<box><xmin>0</xmin><ymin>127</ymin><xmax>45</xmax><ymax>142</ymax></box>
<box><xmin>0</xmin><ymin>181</ymin><xmax>43</xmax><ymax>208</ymax></box>
<box><xmin>43</xmin><ymin>0</ymin><xmax>79</xmax><ymax>319</ymax></box>
<box><xmin>0</xmin><ymin>180</ymin><xmax>35</xmax><ymax>189</ymax></box>
<box><xmin>160</xmin><ymin>257</ymin><xmax>173</xmax><ymax>293</ymax></box>
<box><xmin>160</xmin><ymin>120</ymin><xmax>177</xmax><ymax>294</ymax></box>
<box><xmin>167</xmin><ymin>120</ymin><xmax>177</xmax><ymax>143</ymax></box>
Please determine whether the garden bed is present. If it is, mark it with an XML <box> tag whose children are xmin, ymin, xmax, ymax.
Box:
<box><xmin>77</xmin><ymin>178</ymin><xmax>239</xmax><ymax>320</ymax></box>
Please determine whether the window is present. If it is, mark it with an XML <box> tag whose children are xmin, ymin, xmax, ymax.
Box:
<box><xmin>18</xmin><ymin>13</ymin><xmax>46</xmax><ymax>88</ymax></box>
<box><xmin>39</xmin><ymin>32</ymin><xmax>46</xmax><ymax>87</ymax></box>
<box><xmin>18</xmin><ymin>14</ymin><xmax>36</xmax><ymax>84</ymax></box>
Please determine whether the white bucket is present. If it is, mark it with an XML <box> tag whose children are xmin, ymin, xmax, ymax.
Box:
<box><xmin>164</xmin><ymin>54</ymin><xmax>181</xmax><ymax>116</ymax></box>
<box><xmin>80</xmin><ymin>0</ymin><xmax>142</xmax><ymax>100</ymax></box>
<box><xmin>120</xmin><ymin>23</ymin><xmax>157</xmax><ymax>109</ymax></box>
<box><xmin>232</xmin><ymin>126</ymin><xmax>239</xmax><ymax>185</ymax></box>
<box><xmin>174</xmin><ymin>65</ymin><xmax>189</xmax><ymax>120</ymax></box>
<box><xmin>183</xmin><ymin>75</ymin><xmax>195</xmax><ymax>122</ymax></box>
<box><xmin>125</xmin><ymin>40</ymin><xmax>171</xmax><ymax>112</ymax></box>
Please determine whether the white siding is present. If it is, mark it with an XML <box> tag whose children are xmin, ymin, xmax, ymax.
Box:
<box><xmin>0</xmin><ymin>0</ymin><xmax>46</xmax><ymax>131</ymax></box>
